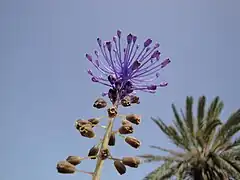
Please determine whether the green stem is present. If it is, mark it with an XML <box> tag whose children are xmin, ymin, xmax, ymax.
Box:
<box><xmin>92</xmin><ymin>98</ymin><xmax>119</xmax><ymax>180</ymax></box>
<box><xmin>92</xmin><ymin>117</ymin><xmax>114</xmax><ymax>180</ymax></box>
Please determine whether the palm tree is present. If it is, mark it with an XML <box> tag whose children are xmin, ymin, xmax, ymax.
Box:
<box><xmin>140</xmin><ymin>96</ymin><xmax>240</xmax><ymax>180</ymax></box>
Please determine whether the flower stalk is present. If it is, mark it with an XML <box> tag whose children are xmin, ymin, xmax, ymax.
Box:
<box><xmin>92</xmin><ymin>95</ymin><xmax>119</xmax><ymax>180</ymax></box>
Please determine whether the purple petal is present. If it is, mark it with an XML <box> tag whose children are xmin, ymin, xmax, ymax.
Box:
<box><xmin>88</xmin><ymin>69</ymin><xmax>93</xmax><ymax>76</ymax></box>
<box><xmin>147</xmin><ymin>85</ymin><xmax>157</xmax><ymax>90</ymax></box>
<box><xmin>133</xmin><ymin>36</ymin><xmax>137</xmax><ymax>43</ymax></box>
<box><xmin>127</xmin><ymin>34</ymin><xmax>133</xmax><ymax>44</ymax></box>
<box><xmin>117</xmin><ymin>30</ymin><xmax>121</xmax><ymax>38</ymax></box>
<box><xmin>161</xmin><ymin>58</ymin><xmax>171</xmax><ymax>68</ymax></box>
<box><xmin>97</xmin><ymin>38</ymin><xmax>102</xmax><ymax>46</ymax></box>
<box><xmin>92</xmin><ymin>77</ymin><xmax>99</xmax><ymax>82</ymax></box>
<box><xmin>106</xmin><ymin>41</ymin><xmax>112</xmax><ymax>51</ymax></box>
<box><xmin>144</xmin><ymin>39</ymin><xmax>152</xmax><ymax>47</ymax></box>
<box><xmin>86</xmin><ymin>54</ymin><xmax>92</xmax><ymax>62</ymax></box>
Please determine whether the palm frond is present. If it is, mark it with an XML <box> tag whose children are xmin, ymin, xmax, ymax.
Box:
<box><xmin>152</xmin><ymin>118</ymin><xmax>188</xmax><ymax>150</ymax></box>
<box><xmin>150</xmin><ymin>145</ymin><xmax>184</xmax><ymax>157</ymax></box>
<box><xmin>197</xmin><ymin>96</ymin><xmax>206</xmax><ymax>131</ymax></box>
<box><xmin>138</xmin><ymin>154</ymin><xmax>179</xmax><ymax>163</ymax></box>
<box><xmin>143</xmin><ymin>161</ymin><xmax>173</xmax><ymax>180</ymax></box>
<box><xmin>185</xmin><ymin>96</ymin><xmax>194</xmax><ymax>135</ymax></box>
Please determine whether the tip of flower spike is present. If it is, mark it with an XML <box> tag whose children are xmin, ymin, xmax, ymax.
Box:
<box><xmin>161</xmin><ymin>58</ymin><xmax>171</xmax><ymax>68</ymax></box>
<box><xmin>92</xmin><ymin>77</ymin><xmax>98</xmax><ymax>82</ymax></box>
<box><xmin>113</xmin><ymin>36</ymin><xmax>117</xmax><ymax>43</ymax></box>
<box><xmin>97</xmin><ymin>38</ymin><xmax>102</xmax><ymax>46</ymax></box>
<box><xmin>86</xmin><ymin>54</ymin><xmax>92</xmax><ymax>62</ymax></box>
<box><xmin>117</xmin><ymin>30</ymin><xmax>121</xmax><ymax>38</ymax></box>
<box><xmin>106</xmin><ymin>41</ymin><xmax>112</xmax><ymax>51</ymax></box>
<box><xmin>144</xmin><ymin>39</ymin><xmax>152</xmax><ymax>47</ymax></box>
<box><xmin>87</xmin><ymin>69</ymin><xmax>93</xmax><ymax>76</ymax></box>
<box><xmin>151</xmin><ymin>50</ymin><xmax>160</xmax><ymax>59</ymax></box>
<box><xmin>147</xmin><ymin>85</ymin><xmax>157</xmax><ymax>90</ymax></box>
<box><xmin>133</xmin><ymin>36</ymin><xmax>137</xmax><ymax>43</ymax></box>
<box><xmin>154</xmin><ymin>43</ymin><xmax>160</xmax><ymax>48</ymax></box>
<box><xmin>160</xmin><ymin>82</ymin><xmax>168</xmax><ymax>87</ymax></box>
<box><xmin>127</xmin><ymin>34</ymin><xmax>133</xmax><ymax>44</ymax></box>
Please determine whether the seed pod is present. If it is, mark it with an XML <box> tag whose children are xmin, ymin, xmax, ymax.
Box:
<box><xmin>66</xmin><ymin>156</ymin><xmax>81</xmax><ymax>166</ymax></box>
<box><xmin>108</xmin><ymin>132</ymin><xmax>116</xmax><ymax>146</ymax></box>
<box><xmin>75</xmin><ymin>119</ymin><xmax>91</xmax><ymax>130</ymax></box>
<box><xmin>121</xmin><ymin>96</ymin><xmax>131</xmax><ymax>107</ymax></box>
<box><xmin>118</xmin><ymin>124</ymin><xmax>133</xmax><ymax>134</ymax></box>
<box><xmin>88</xmin><ymin>118</ymin><xmax>100</xmax><ymax>127</ymax></box>
<box><xmin>126</xmin><ymin>114</ymin><xmax>141</xmax><ymax>125</ymax></box>
<box><xmin>114</xmin><ymin>160</ymin><xmax>126</xmax><ymax>175</ymax></box>
<box><xmin>131</xmin><ymin>96</ymin><xmax>140</xmax><ymax>104</ymax></box>
<box><xmin>56</xmin><ymin>161</ymin><xmax>76</xmax><ymax>174</ymax></box>
<box><xmin>107</xmin><ymin>107</ymin><xmax>117</xmax><ymax>118</ymax></box>
<box><xmin>93</xmin><ymin>98</ymin><xmax>107</xmax><ymax>109</ymax></box>
<box><xmin>88</xmin><ymin>145</ymin><xmax>99</xmax><ymax>159</ymax></box>
<box><xmin>99</xmin><ymin>148</ymin><xmax>110</xmax><ymax>160</ymax></box>
<box><xmin>122</xmin><ymin>157</ymin><xmax>141</xmax><ymax>168</ymax></box>
<box><xmin>125</xmin><ymin>136</ymin><xmax>141</xmax><ymax>149</ymax></box>
<box><xmin>79</xmin><ymin>124</ymin><xmax>95</xmax><ymax>138</ymax></box>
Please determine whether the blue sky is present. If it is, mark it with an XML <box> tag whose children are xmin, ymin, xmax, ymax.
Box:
<box><xmin>0</xmin><ymin>0</ymin><xmax>240</xmax><ymax>180</ymax></box>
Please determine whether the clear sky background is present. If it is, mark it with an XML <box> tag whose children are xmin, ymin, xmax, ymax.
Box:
<box><xmin>0</xmin><ymin>0</ymin><xmax>240</xmax><ymax>180</ymax></box>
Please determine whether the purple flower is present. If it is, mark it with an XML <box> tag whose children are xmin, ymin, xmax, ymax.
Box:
<box><xmin>86</xmin><ymin>30</ymin><xmax>170</xmax><ymax>99</ymax></box>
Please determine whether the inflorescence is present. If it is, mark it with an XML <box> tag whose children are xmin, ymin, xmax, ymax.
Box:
<box><xmin>56</xmin><ymin>30</ymin><xmax>170</xmax><ymax>179</ymax></box>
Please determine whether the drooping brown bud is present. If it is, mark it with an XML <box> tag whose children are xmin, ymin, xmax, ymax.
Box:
<box><xmin>88</xmin><ymin>145</ymin><xmax>99</xmax><ymax>159</ymax></box>
<box><xmin>56</xmin><ymin>161</ymin><xmax>76</xmax><ymax>174</ymax></box>
<box><xmin>66</xmin><ymin>156</ymin><xmax>81</xmax><ymax>165</ymax></box>
<box><xmin>93</xmin><ymin>98</ymin><xmax>107</xmax><ymax>109</ymax></box>
<box><xmin>118</xmin><ymin>124</ymin><xmax>134</xmax><ymax>134</ymax></box>
<box><xmin>125</xmin><ymin>136</ymin><xmax>141</xmax><ymax>149</ymax></box>
<box><xmin>121</xmin><ymin>96</ymin><xmax>131</xmax><ymax>107</ymax></box>
<box><xmin>75</xmin><ymin>119</ymin><xmax>91</xmax><ymax>130</ymax></box>
<box><xmin>107</xmin><ymin>107</ymin><xmax>118</xmax><ymax>118</ymax></box>
<box><xmin>122</xmin><ymin>157</ymin><xmax>141</xmax><ymax>168</ymax></box>
<box><xmin>114</xmin><ymin>160</ymin><xmax>126</xmax><ymax>175</ymax></box>
<box><xmin>122</xmin><ymin>119</ymin><xmax>132</xmax><ymax>126</ymax></box>
<box><xmin>108</xmin><ymin>132</ymin><xmax>116</xmax><ymax>146</ymax></box>
<box><xmin>79</xmin><ymin>124</ymin><xmax>95</xmax><ymax>138</ymax></box>
<box><xmin>99</xmin><ymin>148</ymin><xmax>110</xmax><ymax>160</ymax></box>
<box><xmin>131</xmin><ymin>96</ymin><xmax>140</xmax><ymax>104</ymax></box>
<box><xmin>88</xmin><ymin>118</ymin><xmax>100</xmax><ymax>127</ymax></box>
<box><xmin>126</xmin><ymin>114</ymin><xmax>141</xmax><ymax>125</ymax></box>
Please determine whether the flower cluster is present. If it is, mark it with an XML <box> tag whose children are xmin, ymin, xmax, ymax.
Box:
<box><xmin>56</xmin><ymin>30</ymin><xmax>170</xmax><ymax>180</ymax></box>
<box><xmin>56</xmin><ymin>97</ymin><xmax>142</xmax><ymax>177</ymax></box>
<box><xmin>86</xmin><ymin>30</ymin><xmax>170</xmax><ymax>102</ymax></box>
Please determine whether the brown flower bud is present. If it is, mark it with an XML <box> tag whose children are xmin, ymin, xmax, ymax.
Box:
<box><xmin>122</xmin><ymin>157</ymin><xmax>140</xmax><ymax>168</ymax></box>
<box><xmin>131</xmin><ymin>96</ymin><xmax>140</xmax><ymax>104</ymax></box>
<box><xmin>125</xmin><ymin>136</ymin><xmax>141</xmax><ymax>149</ymax></box>
<box><xmin>119</xmin><ymin>124</ymin><xmax>133</xmax><ymax>134</ymax></box>
<box><xmin>108</xmin><ymin>132</ymin><xmax>116</xmax><ymax>146</ymax></box>
<box><xmin>107</xmin><ymin>107</ymin><xmax>117</xmax><ymax>118</ymax></box>
<box><xmin>88</xmin><ymin>118</ymin><xmax>100</xmax><ymax>127</ymax></box>
<box><xmin>56</xmin><ymin>161</ymin><xmax>76</xmax><ymax>174</ymax></box>
<box><xmin>114</xmin><ymin>160</ymin><xmax>126</xmax><ymax>175</ymax></box>
<box><xmin>88</xmin><ymin>145</ymin><xmax>99</xmax><ymax>159</ymax></box>
<box><xmin>66</xmin><ymin>156</ymin><xmax>81</xmax><ymax>166</ymax></box>
<box><xmin>93</xmin><ymin>98</ymin><xmax>107</xmax><ymax>109</ymax></box>
<box><xmin>75</xmin><ymin>119</ymin><xmax>91</xmax><ymax>130</ymax></box>
<box><xmin>122</xmin><ymin>119</ymin><xmax>132</xmax><ymax>126</ymax></box>
<box><xmin>79</xmin><ymin>124</ymin><xmax>95</xmax><ymax>138</ymax></box>
<box><xmin>126</xmin><ymin>114</ymin><xmax>141</xmax><ymax>125</ymax></box>
<box><xmin>121</xmin><ymin>96</ymin><xmax>131</xmax><ymax>107</ymax></box>
<box><xmin>99</xmin><ymin>148</ymin><xmax>110</xmax><ymax>160</ymax></box>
